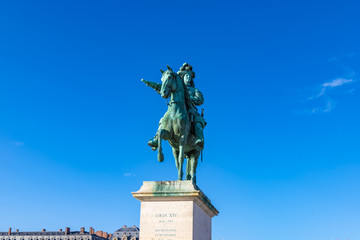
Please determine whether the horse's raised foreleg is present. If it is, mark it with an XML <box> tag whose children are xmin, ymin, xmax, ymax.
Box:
<box><xmin>157</xmin><ymin>129</ymin><xmax>165</xmax><ymax>162</ymax></box>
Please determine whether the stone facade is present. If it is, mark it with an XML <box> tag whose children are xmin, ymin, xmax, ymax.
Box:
<box><xmin>0</xmin><ymin>228</ymin><xmax>113</xmax><ymax>240</ymax></box>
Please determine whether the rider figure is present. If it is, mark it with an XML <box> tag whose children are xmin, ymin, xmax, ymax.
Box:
<box><xmin>147</xmin><ymin>63</ymin><xmax>206</xmax><ymax>150</ymax></box>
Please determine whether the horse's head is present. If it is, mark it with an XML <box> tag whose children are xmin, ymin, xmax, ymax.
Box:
<box><xmin>160</xmin><ymin>65</ymin><xmax>177</xmax><ymax>99</ymax></box>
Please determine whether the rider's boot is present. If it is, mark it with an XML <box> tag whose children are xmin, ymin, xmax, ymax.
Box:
<box><xmin>194</xmin><ymin>123</ymin><xmax>204</xmax><ymax>150</ymax></box>
<box><xmin>147</xmin><ymin>135</ymin><xmax>158</xmax><ymax>151</ymax></box>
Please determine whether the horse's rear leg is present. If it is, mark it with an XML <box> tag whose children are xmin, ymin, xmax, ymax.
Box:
<box><xmin>188</xmin><ymin>151</ymin><xmax>200</xmax><ymax>184</ymax></box>
<box><xmin>185</xmin><ymin>152</ymin><xmax>192</xmax><ymax>180</ymax></box>
<box><xmin>172</xmin><ymin>148</ymin><xmax>180</xmax><ymax>175</ymax></box>
<box><xmin>157</xmin><ymin>129</ymin><xmax>165</xmax><ymax>162</ymax></box>
<box><xmin>178</xmin><ymin>135</ymin><xmax>186</xmax><ymax>180</ymax></box>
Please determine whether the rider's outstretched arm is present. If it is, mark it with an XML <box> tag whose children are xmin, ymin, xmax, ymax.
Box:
<box><xmin>141</xmin><ymin>79</ymin><xmax>162</xmax><ymax>95</ymax></box>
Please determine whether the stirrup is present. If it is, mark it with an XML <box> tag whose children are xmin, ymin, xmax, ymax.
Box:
<box><xmin>195</xmin><ymin>139</ymin><xmax>204</xmax><ymax>149</ymax></box>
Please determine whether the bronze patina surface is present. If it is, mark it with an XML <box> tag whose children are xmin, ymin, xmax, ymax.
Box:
<box><xmin>142</xmin><ymin>63</ymin><xmax>206</xmax><ymax>183</ymax></box>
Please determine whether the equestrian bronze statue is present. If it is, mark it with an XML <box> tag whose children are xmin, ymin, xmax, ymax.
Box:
<box><xmin>141</xmin><ymin>63</ymin><xmax>206</xmax><ymax>183</ymax></box>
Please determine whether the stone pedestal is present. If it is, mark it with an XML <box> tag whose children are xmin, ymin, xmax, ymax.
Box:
<box><xmin>132</xmin><ymin>181</ymin><xmax>219</xmax><ymax>240</ymax></box>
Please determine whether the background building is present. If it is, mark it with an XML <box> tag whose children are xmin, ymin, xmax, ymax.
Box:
<box><xmin>0</xmin><ymin>227</ymin><xmax>132</xmax><ymax>240</ymax></box>
<box><xmin>110</xmin><ymin>226</ymin><xmax>139</xmax><ymax>240</ymax></box>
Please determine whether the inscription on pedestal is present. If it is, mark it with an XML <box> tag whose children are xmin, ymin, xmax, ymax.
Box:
<box><xmin>154</xmin><ymin>213</ymin><xmax>177</xmax><ymax>240</ymax></box>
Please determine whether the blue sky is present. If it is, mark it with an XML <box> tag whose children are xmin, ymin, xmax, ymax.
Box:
<box><xmin>0</xmin><ymin>1</ymin><xmax>360</xmax><ymax>240</ymax></box>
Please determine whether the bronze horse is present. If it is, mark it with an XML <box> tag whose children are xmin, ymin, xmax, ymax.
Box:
<box><xmin>157</xmin><ymin>66</ymin><xmax>201</xmax><ymax>183</ymax></box>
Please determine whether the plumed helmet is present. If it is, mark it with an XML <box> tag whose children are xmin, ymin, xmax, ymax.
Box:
<box><xmin>177</xmin><ymin>62</ymin><xmax>196</xmax><ymax>86</ymax></box>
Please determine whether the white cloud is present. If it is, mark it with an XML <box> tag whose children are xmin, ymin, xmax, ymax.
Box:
<box><xmin>311</xmin><ymin>101</ymin><xmax>333</xmax><ymax>114</ymax></box>
<box><xmin>308</xmin><ymin>78</ymin><xmax>354</xmax><ymax>101</ymax></box>
<box><xmin>322</xmin><ymin>78</ymin><xmax>353</xmax><ymax>88</ymax></box>
<box><xmin>305</xmin><ymin>77</ymin><xmax>355</xmax><ymax>111</ymax></box>
<box><xmin>14</xmin><ymin>141</ymin><xmax>24</xmax><ymax>146</ymax></box>
<box><xmin>124</xmin><ymin>172</ymin><xmax>135</xmax><ymax>177</ymax></box>
<box><xmin>300</xmin><ymin>54</ymin><xmax>358</xmax><ymax>114</ymax></box>
<box><xmin>302</xmin><ymin>76</ymin><xmax>355</xmax><ymax>114</ymax></box>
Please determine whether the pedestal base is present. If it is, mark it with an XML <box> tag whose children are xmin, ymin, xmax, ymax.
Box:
<box><xmin>132</xmin><ymin>181</ymin><xmax>219</xmax><ymax>240</ymax></box>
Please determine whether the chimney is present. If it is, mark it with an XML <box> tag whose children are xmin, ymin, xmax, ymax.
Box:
<box><xmin>65</xmin><ymin>227</ymin><xmax>70</xmax><ymax>235</ymax></box>
<box><xmin>89</xmin><ymin>227</ymin><xmax>94</xmax><ymax>235</ymax></box>
<box><xmin>80</xmin><ymin>227</ymin><xmax>85</xmax><ymax>234</ymax></box>
<box><xmin>59</xmin><ymin>229</ymin><xmax>62</xmax><ymax>232</ymax></box>
<box><xmin>96</xmin><ymin>231</ymin><xmax>103</xmax><ymax>237</ymax></box>
<box><xmin>16</xmin><ymin>229</ymin><xmax>19</xmax><ymax>233</ymax></box>
<box><xmin>8</xmin><ymin>228</ymin><xmax>11</xmax><ymax>235</ymax></box>
<box><xmin>42</xmin><ymin>229</ymin><xmax>46</xmax><ymax>232</ymax></box>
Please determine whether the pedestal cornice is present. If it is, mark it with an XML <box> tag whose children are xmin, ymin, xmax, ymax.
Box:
<box><xmin>132</xmin><ymin>180</ymin><xmax>219</xmax><ymax>218</ymax></box>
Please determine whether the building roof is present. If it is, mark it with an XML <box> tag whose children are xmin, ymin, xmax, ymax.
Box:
<box><xmin>111</xmin><ymin>226</ymin><xmax>139</xmax><ymax>239</ymax></box>
<box><xmin>0</xmin><ymin>230</ymin><xmax>106</xmax><ymax>238</ymax></box>
<box><xmin>0</xmin><ymin>232</ymin><xmax>92</xmax><ymax>236</ymax></box>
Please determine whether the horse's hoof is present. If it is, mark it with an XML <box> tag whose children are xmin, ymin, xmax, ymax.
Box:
<box><xmin>148</xmin><ymin>138</ymin><xmax>158</xmax><ymax>150</ymax></box>
<box><xmin>158</xmin><ymin>153</ymin><xmax>164</xmax><ymax>162</ymax></box>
